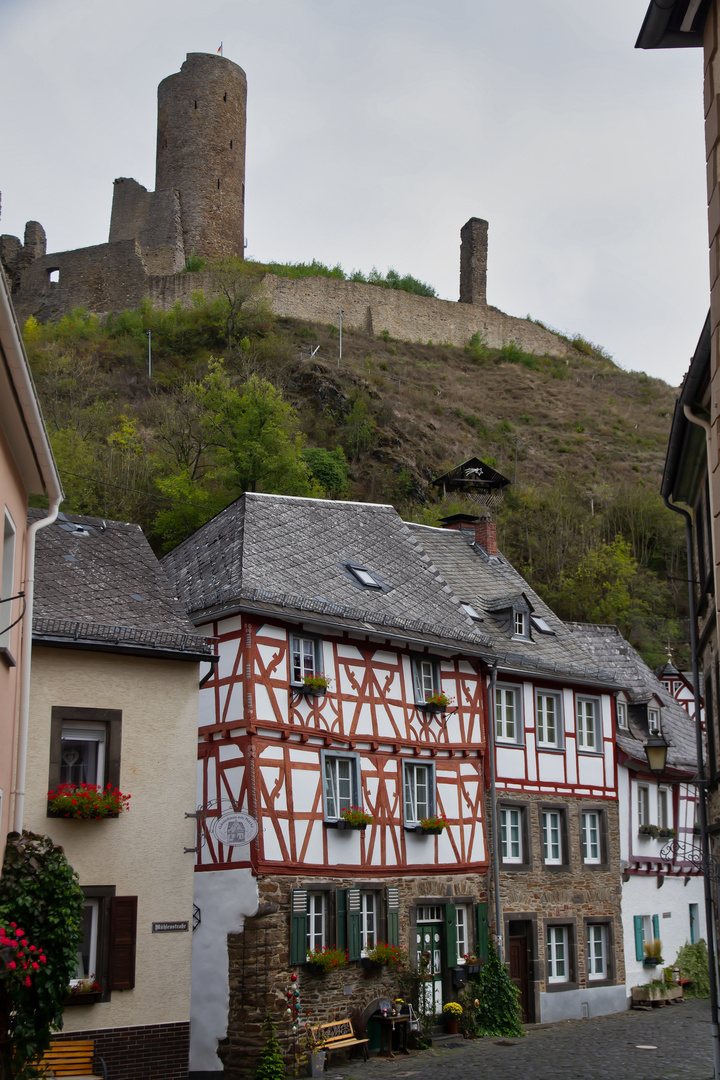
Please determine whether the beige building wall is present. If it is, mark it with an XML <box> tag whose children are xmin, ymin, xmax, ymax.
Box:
<box><xmin>23</xmin><ymin>647</ymin><xmax>198</xmax><ymax>1031</ymax></box>
<box><xmin>0</xmin><ymin>424</ymin><xmax>29</xmax><ymax>851</ymax></box>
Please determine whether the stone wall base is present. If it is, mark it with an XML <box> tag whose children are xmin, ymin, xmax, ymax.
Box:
<box><xmin>50</xmin><ymin>1022</ymin><xmax>190</xmax><ymax>1080</ymax></box>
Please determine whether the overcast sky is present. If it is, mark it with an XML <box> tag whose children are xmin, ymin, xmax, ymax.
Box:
<box><xmin>0</xmin><ymin>0</ymin><xmax>709</xmax><ymax>386</ymax></box>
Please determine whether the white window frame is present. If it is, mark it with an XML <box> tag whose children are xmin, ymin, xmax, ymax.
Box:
<box><xmin>360</xmin><ymin>892</ymin><xmax>376</xmax><ymax>954</ymax></box>
<box><xmin>586</xmin><ymin>923</ymin><xmax>607</xmax><ymax>981</ymax></box>
<box><xmin>290</xmin><ymin>632</ymin><xmax>322</xmax><ymax>685</ymax></box>
<box><xmin>576</xmin><ymin>697</ymin><xmax>600</xmax><ymax>751</ymax></box>
<box><xmin>582</xmin><ymin>810</ymin><xmax>601</xmax><ymax>864</ymax></box>
<box><xmin>513</xmin><ymin>609</ymin><xmax>529</xmax><ymax>638</ymax></box>
<box><xmin>321</xmin><ymin>751</ymin><xmax>360</xmax><ymax>821</ymax></box>
<box><xmin>616</xmin><ymin>700</ymin><xmax>628</xmax><ymax>730</ymax></box>
<box><xmin>411</xmin><ymin>655</ymin><xmax>440</xmax><ymax>704</ymax></box>
<box><xmin>403</xmin><ymin>761</ymin><xmax>435</xmax><ymax>825</ymax></box>
<box><xmin>72</xmin><ymin>898</ymin><xmax>100</xmax><ymax>984</ymax></box>
<box><xmin>536</xmin><ymin>691</ymin><xmax>562</xmax><ymax>748</ymax></box>
<box><xmin>60</xmin><ymin>721</ymin><xmax>107</xmax><ymax>791</ymax></box>
<box><xmin>542</xmin><ymin>809</ymin><xmax>563</xmax><ymax>865</ymax></box>
<box><xmin>648</xmin><ymin>707</ymin><xmax>661</xmax><ymax>734</ymax></box>
<box><xmin>306</xmin><ymin>892</ymin><xmax>325</xmax><ymax>953</ymax></box>
<box><xmin>638</xmin><ymin>784</ymin><xmax>650</xmax><ymax>828</ymax></box>
<box><xmin>455</xmin><ymin>904</ymin><xmax>470</xmax><ymax>961</ymax></box>
<box><xmin>0</xmin><ymin>510</ymin><xmax>16</xmax><ymax>650</ymax></box>
<box><xmin>547</xmin><ymin>925</ymin><xmax>569</xmax><ymax>983</ymax></box>
<box><xmin>500</xmin><ymin>806</ymin><xmax>523</xmax><ymax>864</ymax></box>
<box><xmin>496</xmin><ymin>684</ymin><xmax>521</xmax><ymax>743</ymax></box>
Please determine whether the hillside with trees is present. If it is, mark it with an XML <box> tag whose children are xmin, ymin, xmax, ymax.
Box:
<box><xmin>23</xmin><ymin>260</ymin><xmax>686</xmax><ymax>668</ymax></box>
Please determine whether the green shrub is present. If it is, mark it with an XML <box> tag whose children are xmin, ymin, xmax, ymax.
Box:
<box><xmin>0</xmin><ymin>832</ymin><xmax>85</xmax><ymax>1079</ymax></box>
<box><xmin>673</xmin><ymin>940</ymin><xmax>710</xmax><ymax>997</ymax></box>
<box><xmin>254</xmin><ymin>1014</ymin><xmax>286</xmax><ymax>1080</ymax></box>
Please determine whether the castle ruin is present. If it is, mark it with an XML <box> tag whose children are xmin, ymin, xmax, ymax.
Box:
<box><xmin>0</xmin><ymin>52</ymin><xmax>571</xmax><ymax>358</ymax></box>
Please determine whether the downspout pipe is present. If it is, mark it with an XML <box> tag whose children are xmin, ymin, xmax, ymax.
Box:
<box><xmin>663</xmin><ymin>491</ymin><xmax>720</xmax><ymax>1080</ymax></box>
<box><xmin>13</xmin><ymin>496</ymin><xmax>62</xmax><ymax>834</ymax></box>
<box><xmin>485</xmin><ymin>661</ymin><xmax>503</xmax><ymax>963</ymax></box>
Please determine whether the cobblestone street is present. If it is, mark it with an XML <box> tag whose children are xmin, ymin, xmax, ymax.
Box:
<box><xmin>328</xmin><ymin>1000</ymin><xmax>715</xmax><ymax>1080</ymax></box>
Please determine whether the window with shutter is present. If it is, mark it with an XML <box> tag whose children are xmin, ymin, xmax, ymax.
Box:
<box><xmin>633</xmin><ymin>915</ymin><xmax>644</xmax><ymax>961</ymax></box>
<box><xmin>444</xmin><ymin>903</ymin><xmax>457</xmax><ymax>968</ymax></box>
<box><xmin>347</xmin><ymin>889</ymin><xmax>361</xmax><ymax>961</ymax></box>
<box><xmin>290</xmin><ymin>890</ymin><xmax>308</xmax><ymax>965</ymax></box>
<box><xmin>387</xmin><ymin>887</ymin><xmax>400</xmax><ymax>947</ymax></box>
<box><xmin>109</xmin><ymin>896</ymin><xmax>137</xmax><ymax>990</ymax></box>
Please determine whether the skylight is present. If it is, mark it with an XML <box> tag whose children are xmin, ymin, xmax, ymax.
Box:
<box><xmin>531</xmin><ymin>615</ymin><xmax>555</xmax><ymax>636</ymax></box>
<box><xmin>347</xmin><ymin>564</ymin><xmax>381</xmax><ymax>588</ymax></box>
<box><xmin>461</xmin><ymin>602</ymin><xmax>483</xmax><ymax>621</ymax></box>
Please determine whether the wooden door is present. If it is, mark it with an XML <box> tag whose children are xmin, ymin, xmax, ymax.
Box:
<box><xmin>416</xmin><ymin>923</ymin><xmax>443</xmax><ymax>1016</ymax></box>
<box><xmin>509</xmin><ymin>933</ymin><xmax>530</xmax><ymax>1022</ymax></box>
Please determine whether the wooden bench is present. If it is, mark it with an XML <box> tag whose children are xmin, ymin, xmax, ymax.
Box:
<box><xmin>40</xmin><ymin>1040</ymin><xmax>104</xmax><ymax>1079</ymax></box>
<box><xmin>314</xmin><ymin>1019</ymin><xmax>369</xmax><ymax>1063</ymax></box>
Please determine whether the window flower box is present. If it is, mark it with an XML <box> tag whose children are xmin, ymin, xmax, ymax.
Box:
<box><xmin>658</xmin><ymin>828</ymin><xmax>676</xmax><ymax>839</ymax></box>
<box><xmin>638</xmin><ymin>824</ymin><xmax>659</xmax><ymax>839</ymax></box>
<box><xmin>47</xmin><ymin>783</ymin><xmax>130</xmax><ymax>820</ymax></box>
<box><xmin>305</xmin><ymin>946</ymin><xmax>348</xmax><ymax>973</ymax></box>
<box><xmin>416</xmin><ymin>815</ymin><xmax>448</xmax><ymax>835</ymax></box>
<box><xmin>417</xmin><ymin>692</ymin><xmax>453</xmax><ymax>714</ymax></box>
<box><xmin>338</xmin><ymin>807</ymin><xmax>374</xmax><ymax>829</ymax></box>
<box><xmin>295</xmin><ymin>676</ymin><xmax>329</xmax><ymax>697</ymax></box>
<box><xmin>64</xmin><ymin>990</ymin><xmax>102</xmax><ymax>1006</ymax></box>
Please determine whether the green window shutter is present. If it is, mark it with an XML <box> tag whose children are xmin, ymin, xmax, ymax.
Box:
<box><xmin>290</xmin><ymin>889</ymin><xmax>308</xmax><ymax>965</ymax></box>
<box><xmin>634</xmin><ymin>916</ymin><xmax>644</xmax><ymax>961</ymax></box>
<box><xmin>387</xmin><ymin>887</ymin><xmax>400</xmax><ymax>947</ymax></box>
<box><xmin>336</xmin><ymin>888</ymin><xmax>348</xmax><ymax>951</ymax></box>
<box><xmin>348</xmin><ymin>889</ymin><xmax>361</xmax><ymax>961</ymax></box>
<box><xmin>652</xmin><ymin>914</ymin><xmax>660</xmax><ymax>940</ymax></box>
<box><xmin>444</xmin><ymin>903</ymin><xmax>457</xmax><ymax>968</ymax></box>
<box><xmin>476</xmin><ymin>902</ymin><xmax>489</xmax><ymax>962</ymax></box>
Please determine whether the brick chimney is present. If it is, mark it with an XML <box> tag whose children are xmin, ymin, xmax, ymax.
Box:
<box><xmin>439</xmin><ymin>513</ymin><xmax>497</xmax><ymax>556</ymax></box>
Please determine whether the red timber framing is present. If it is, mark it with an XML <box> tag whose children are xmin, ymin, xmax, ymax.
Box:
<box><xmin>194</xmin><ymin>615</ymin><xmax>488</xmax><ymax>876</ymax></box>
<box><xmin>489</xmin><ymin>677</ymin><xmax>618</xmax><ymax>803</ymax></box>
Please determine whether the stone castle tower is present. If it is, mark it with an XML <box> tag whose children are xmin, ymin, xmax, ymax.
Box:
<box><xmin>155</xmin><ymin>53</ymin><xmax>247</xmax><ymax>260</ymax></box>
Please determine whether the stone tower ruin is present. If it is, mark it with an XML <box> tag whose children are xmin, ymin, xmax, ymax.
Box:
<box><xmin>156</xmin><ymin>53</ymin><xmax>247</xmax><ymax>260</ymax></box>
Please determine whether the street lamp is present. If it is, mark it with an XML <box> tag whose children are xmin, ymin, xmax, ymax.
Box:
<box><xmin>644</xmin><ymin>732</ymin><xmax>669</xmax><ymax>778</ymax></box>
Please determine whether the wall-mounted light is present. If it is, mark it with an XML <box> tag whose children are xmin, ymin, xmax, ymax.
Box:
<box><xmin>644</xmin><ymin>732</ymin><xmax>668</xmax><ymax>778</ymax></box>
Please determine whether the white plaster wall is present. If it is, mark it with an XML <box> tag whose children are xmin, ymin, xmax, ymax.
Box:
<box><xmin>621</xmin><ymin>872</ymin><xmax>706</xmax><ymax>993</ymax></box>
<box><xmin>190</xmin><ymin>868</ymin><xmax>258</xmax><ymax>1072</ymax></box>
<box><xmin>540</xmin><ymin>984</ymin><xmax>627</xmax><ymax>1022</ymax></box>
<box><xmin>23</xmin><ymin>648</ymin><xmax>199</xmax><ymax>1031</ymax></box>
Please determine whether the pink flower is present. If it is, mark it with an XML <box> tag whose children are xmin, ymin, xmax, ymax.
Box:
<box><xmin>24</xmin><ymin>976</ymin><xmax>31</xmax><ymax>987</ymax></box>
<box><xmin>32</xmin><ymin>962</ymin><xmax>39</xmax><ymax>970</ymax></box>
<box><xmin>7</xmin><ymin>961</ymin><xmax>16</xmax><ymax>970</ymax></box>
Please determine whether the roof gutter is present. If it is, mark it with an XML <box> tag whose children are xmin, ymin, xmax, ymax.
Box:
<box><xmin>635</xmin><ymin>0</ymin><xmax>708</xmax><ymax>48</ymax></box>
<box><xmin>661</xmin><ymin>312</ymin><xmax>711</xmax><ymax>504</ymax></box>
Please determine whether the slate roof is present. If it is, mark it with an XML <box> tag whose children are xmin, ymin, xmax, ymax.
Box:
<box><xmin>161</xmin><ymin>494</ymin><xmax>493</xmax><ymax>651</ymax></box>
<box><xmin>404</xmin><ymin>524</ymin><xmax>618</xmax><ymax>683</ymax></box>
<box><xmin>567</xmin><ymin>622</ymin><xmax>700</xmax><ymax>773</ymax></box>
<box><xmin>162</xmin><ymin>494</ymin><xmax>615</xmax><ymax>684</ymax></box>
<box><xmin>30</xmin><ymin>509</ymin><xmax>213</xmax><ymax>659</ymax></box>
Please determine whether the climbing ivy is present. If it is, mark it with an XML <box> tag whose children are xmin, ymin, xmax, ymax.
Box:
<box><xmin>0</xmin><ymin>832</ymin><xmax>84</xmax><ymax>1079</ymax></box>
<box><xmin>470</xmin><ymin>943</ymin><xmax>525</xmax><ymax>1038</ymax></box>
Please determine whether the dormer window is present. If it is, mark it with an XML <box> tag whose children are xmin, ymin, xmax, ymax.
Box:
<box><xmin>513</xmin><ymin>610</ymin><xmax>528</xmax><ymax>638</ymax></box>
<box><xmin>648</xmin><ymin>707</ymin><xmax>661</xmax><ymax>734</ymax></box>
<box><xmin>616</xmin><ymin>700</ymin><xmax>628</xmax><ymax>730</ymax></box>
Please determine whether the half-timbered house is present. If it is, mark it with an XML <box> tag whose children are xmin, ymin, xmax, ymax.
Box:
<box><xmin>569</xmin><ymin>623</ymin><xmax>706</xmax><ymax>996</ymax></box>
<box><xmin>405</xmin><ymin>517</ymin><xmax>627</xmax><ymax>1022</ymax></box>
<box><xmin>162</xmin><ymin>496</ymin><xmax>632</xmax><ymax>1077</ymax></box>
<box><xmin>162</xmin><ymin>494</ymin><xmax>493</xmax><ymax>1078</ymax></box>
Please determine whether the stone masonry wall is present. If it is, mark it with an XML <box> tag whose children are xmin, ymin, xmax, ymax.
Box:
<box><xmin>491</xmin><ymin>791</ymin><xmax>625</xmax><ymax>995</ymax></box>
<box><xmin>147</xmin><ymin>270</ymin><xmax>572</xmax><ymax>355</ymax></box>
<box><xmin>222</xmin><ymin>870</ymin><xmax>487</xmax><ymax>1080</ymax></box>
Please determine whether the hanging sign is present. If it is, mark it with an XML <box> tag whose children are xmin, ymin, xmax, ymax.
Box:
<box><xmin>214</xmin><ymin>811</ymin><xmax>259</xmax><ymax>846</ymax></box>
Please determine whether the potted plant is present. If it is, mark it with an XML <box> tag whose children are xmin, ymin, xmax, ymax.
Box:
<box><xmin>422</xmin><ymin>691</ymin><xmax>452</xmax><ymax>714</ymax></box>
<box><xmin>658</xmin><ymin>827</ymin><xmax>676</xmax><ymax>838</ymax></box>
<box><xmin>462</xmin><ymin>953</ymin><xmax>482</xmax><ymax>974</ymax></box>
<box><xmin>643</xmin><ymin>938</ymin><xmax>663</xmax><ymax>966</ymax></box>
<box><xmin>66</xmin><ymin>977</ymin><xmax>102</xmax><ymax>1005</ymax></box>
<box><xmin>47</xmin><ymin>782</ymin><xmax>130</xmax><ymax>820</ymax></box>
<box><xmin>417</xmin><ymin>814</ymin><xmax>448</xmax><ymax>836</ymax></box>
<box><xmin>300</xmin><ymin>1023</ymin><xmax>326</xmax><ymax>1078</ymax></box>
<box><xmin>305</xmin><ymin>946</ymin><xmax>348</xmax><ymax>973</ymax></box>
<box><xmin>638</xmin><ymin>824</ymin><xmax>659</xmax><ymax>839</ymax></box>
<box><xmin>337</xmin><ymin>807</ymin><xmax>374</xmax><ymax>830</ymax></box>
<box><xmin>363</xmin><ymin>942</ymin><xmax>407</xmax><ymax>967</ymax></box>
<box><xmin>443</xmin><ymin>1000</ymin><xmax>463</xmax><ymax>1034</ymax></box>
<box><xmin>298</xmin><ymin>675</ymin><xmax>330</xmax><ymax>697</ymax></box>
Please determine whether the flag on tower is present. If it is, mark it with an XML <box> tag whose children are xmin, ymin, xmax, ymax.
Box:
<box><xmin>217</xmin><ymin>42</ymin><xmax>223</xmax><ymax>56</ymax></box>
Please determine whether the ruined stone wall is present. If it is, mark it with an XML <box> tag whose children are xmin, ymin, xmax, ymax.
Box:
<box><xmin>222</xmin><ymin>870</ymin><xmax>487</xmax><ymax>1080</ymax></box>
<box><xmin>147</xmin><ymin>270</ymin><xmax>572</xmax><ymax>355</ymax></box>
<box><xmin>11</xmin><ymin>240</ymin><xmax>150</xmax><ymax>324</ymax></box>
<box><xmin>109</xmin><ymin>178</ymin><xmax>185</xmax><ymax>275</ymax></box>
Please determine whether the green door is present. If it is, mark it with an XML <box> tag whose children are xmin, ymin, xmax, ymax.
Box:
<box><xmin>416</xmin><ymin>922</ymin><xmax>443</xmax><ymax>1016</ymax></box>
